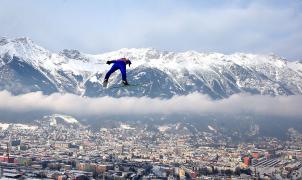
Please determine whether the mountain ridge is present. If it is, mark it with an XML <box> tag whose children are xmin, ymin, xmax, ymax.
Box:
<box><xmin>0</xmin><ymin>37</ymin><xmax>302</xmax><ymax>99</ymax></box>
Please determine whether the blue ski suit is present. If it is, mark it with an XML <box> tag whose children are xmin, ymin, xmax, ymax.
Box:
<box><xmin>104</xmin><ymin>59</ymin><xmax>131</xmax><ymax>81</ymax></box>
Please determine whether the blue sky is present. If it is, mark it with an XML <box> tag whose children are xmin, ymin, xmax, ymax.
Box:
<box><xmin>0</xmin><ymin>0</ymin><xmax>301</xmax><ymax>60</ymax></box>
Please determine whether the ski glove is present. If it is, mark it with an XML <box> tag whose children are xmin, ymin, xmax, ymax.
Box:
<box><xmin>106</xmin><ymin>61</ymin><xmax>112</xmax><ymax>65</ymax></box>
<box><xmin>128</xmin><ymin>60</ymin><xmax>132</xmax><ymax>67</ymax></box>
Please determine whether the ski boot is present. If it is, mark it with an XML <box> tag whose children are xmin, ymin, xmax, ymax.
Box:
<box><xmin>122</xmin><ymin>80</ymin><xmax>129</xmax><ymax>86</ymax></box>
<box><xmin>103</xmin><ymin>79</ymin><xmax>108</xmax><ymax>87</ymax></box>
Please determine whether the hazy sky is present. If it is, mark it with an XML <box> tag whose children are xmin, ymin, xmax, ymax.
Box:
<box><xmin>0</xmin><ymin>0</ymin><xmax>301</xmax><ymax>60</ymax></box>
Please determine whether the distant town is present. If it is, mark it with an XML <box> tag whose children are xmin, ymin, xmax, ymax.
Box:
<box><xmin>0</xmin><ymin>115</ymin><xmax>301</xmax><ymax>180</ymax></box>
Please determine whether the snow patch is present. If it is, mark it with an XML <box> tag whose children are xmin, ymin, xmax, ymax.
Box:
<box><xmin>89</xmin><ymin>76</ymin><xmax>99</xmax><ymax>83</ymax></box>
<box><xmin>120</xmin><ymin>123</ymin><xmax>135</xmax><ymax>130</ymax></box>
<box><xmin>0</xmin><ymin>123</ymin><xmax>38</xmax><ymax>130</ymax></box>
<box><xmin>0</xmin><ymin>123</ymin><xmax>10</xmax><ymax>130</ymax></box>
<box><xmin>158</xmin><ymin>125</ymin><xmax>171</xmax><ymax>132</ymax></box>
<box><xmin>208</xmin><ymin>125</ymin><xmax>217</xmax><ymax>132</ymax></box>
<box><xmin>45</xmin><ymin>114</ymin><xmax>80</xmax><ymax>126</ymax></box>
<box><xmin>175</xmin><ymin>123</ymin><xmax>181</xmax><ymax>130</ymax></box>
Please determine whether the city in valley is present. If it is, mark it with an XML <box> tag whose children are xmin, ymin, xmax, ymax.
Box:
<box><xmin>0</xmin><ymin>115</ymin><xmax>301</xmax><ymax>180</ymax></box>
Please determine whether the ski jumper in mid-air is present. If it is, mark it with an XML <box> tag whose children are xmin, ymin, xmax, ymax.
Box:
<box><xmin>103</xmin><ymin>58</ymin><xmax>132</xmax><ymax>87</ymax></box>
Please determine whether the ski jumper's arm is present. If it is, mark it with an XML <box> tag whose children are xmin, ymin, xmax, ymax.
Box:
<box><xmin>106</xmin><ymin>60</ymin><xmax>117</xmax><ymax>65</ymax></box>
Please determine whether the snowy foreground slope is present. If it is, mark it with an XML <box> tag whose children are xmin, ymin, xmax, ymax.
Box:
<box><xmin>0</xmin><ymin>37</ymin><xmax>302</xmax><ymax>99</ymax></box>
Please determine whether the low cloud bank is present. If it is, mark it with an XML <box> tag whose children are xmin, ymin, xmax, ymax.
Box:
<box><xmin>0</xmin><ymin>91</ymin><xmax>301</xmax><ymax>118</ymax></box>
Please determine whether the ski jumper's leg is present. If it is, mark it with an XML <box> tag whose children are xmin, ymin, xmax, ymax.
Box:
<box><xmin>119</xmin><ymin>64</ymin><xmax>127</xmax><ymax>81</ymax></box>
<box><xmin>104</xmin><ymin>64</ymin><xmax>119</xmax><ymax>80</ymax></box>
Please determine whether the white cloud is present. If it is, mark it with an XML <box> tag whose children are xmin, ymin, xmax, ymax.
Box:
<box><xmin>0</xmin><ymin>91</ymin><xmax>301</xmax><ymax>118</ymax></box>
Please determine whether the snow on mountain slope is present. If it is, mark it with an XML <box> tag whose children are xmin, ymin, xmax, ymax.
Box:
<box><xmin>288</xmin><ymin>61</ymin><xmax>302</xmax><ymax>76</ymax></box>
<box><xmin>0</xmin><ymin>37</ymin><xmax>51</xmax><ymax>67</ymax></box>
<box><xmin>90</xmin><ymin>48</ymin><xmax>302</xmax><ymax>98</ymax></box>
<box><xmin>0</xmin><ymin>37</ymin><xmax>102</xmax><ymax>75</ymax></box>
<box><xmin>0</xmin><ymin>37</ymin><xmax>104</xmax><ymax>95</ymax></box>
<box><xmin>0</xmin><ymin>122</ymin><xmax>38</xmax><ymax>131</ymax></box>
<box><xmin>42</xmin><ymin>114</ymin><xmax>80</xmax><ymax>126</ymax></box>
<box><xmin>0</xmin><ymin>37</ymin><xmax>302</xmax><ymax>99</ymax></box>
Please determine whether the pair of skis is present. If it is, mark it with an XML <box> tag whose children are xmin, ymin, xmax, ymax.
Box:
<box><xmin>103</xmin><ymin>82</ymin><xmax>142</xmax><ymax>89</ymax></box>
<box><xmin>109</xmin><ymin>83</ymin><xmax>142</xmax><ymax>89</ymax></box>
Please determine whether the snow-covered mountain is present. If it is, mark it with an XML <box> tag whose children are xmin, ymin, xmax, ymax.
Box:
<box><xmin>1</xmin><ymin>37</ymin><xmax>302</xmax><ymax>99</ymax></box>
